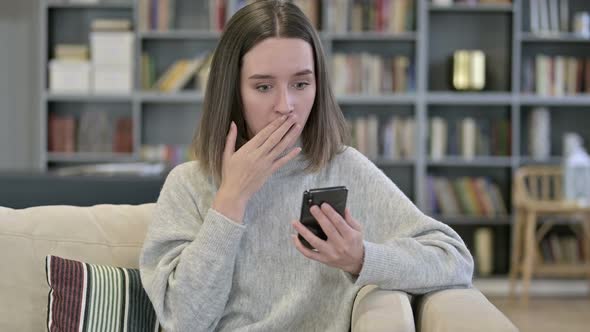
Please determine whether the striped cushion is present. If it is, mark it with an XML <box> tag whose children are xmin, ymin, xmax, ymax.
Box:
<box><xmin>45</xmin><ymin>255</ymin><xmax>160</xmax><ymax>332</ymax></box>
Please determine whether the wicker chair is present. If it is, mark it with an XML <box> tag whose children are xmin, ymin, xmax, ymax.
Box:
<box><xmin>510</xmin><ymin>165</ymin><xmax>590</xmax><ymax>303</ymax></box>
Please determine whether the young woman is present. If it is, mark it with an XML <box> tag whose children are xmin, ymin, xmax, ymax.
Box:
<box><xmin>140</xmin><ymin>1</ymin><xmax>474</xmax><ymax>331</ymax></box>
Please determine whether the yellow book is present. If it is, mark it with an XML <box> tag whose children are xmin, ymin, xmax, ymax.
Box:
<box><xmin>161</xmin><ymin>61</ymin><xmax>189</xmax><ymax>92</ymax></box>
<box><xmin>155</xmin><ymin>60</ymin><xmax>187</xmax><ymax>92</ymax></box>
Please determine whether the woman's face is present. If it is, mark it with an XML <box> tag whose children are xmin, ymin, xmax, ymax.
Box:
<box><xmin>240</xmin><ymin>37</ymin><xmax>317</xmax><ymax>139</ymax></box>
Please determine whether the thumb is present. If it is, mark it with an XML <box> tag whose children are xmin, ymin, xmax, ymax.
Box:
<box><xmin>345</xmin><ymin>208</ymin><xmax>362</xmax><ymax>232</ymax></box>
<box><xmin>224</xmin><ymin>121</ymin><xmax>237</xmax><ymax>159</ymax></box>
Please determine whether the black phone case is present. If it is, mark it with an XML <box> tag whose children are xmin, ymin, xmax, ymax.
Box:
<box><xmin>298</xmin><ymin>186</ymin><xmax>348</xmax><ymax>250</ymax></box>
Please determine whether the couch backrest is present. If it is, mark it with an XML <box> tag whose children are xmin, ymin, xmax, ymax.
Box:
<box><xmin>0</xmin><ymin>203</ymin><xmax>155</xmax><ymax>332</ymax></box>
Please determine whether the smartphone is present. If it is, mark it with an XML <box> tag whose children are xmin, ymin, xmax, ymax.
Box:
<box><xmin>298</xmin><ymin>186</ymin><xmax>348</xmax><ymax>250</ymax></box>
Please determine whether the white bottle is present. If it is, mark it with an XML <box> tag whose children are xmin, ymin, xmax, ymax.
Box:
<box><xmin>563</xmin><ymin>134</ymin><xmax>590</xmax><ymax>206</ymax></box>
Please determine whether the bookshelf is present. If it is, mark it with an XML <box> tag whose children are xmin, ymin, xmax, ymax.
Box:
<box><xmin>39</xmin><ymin>0</ymin><xmax>590</xmax><ymax>278</ymax></box>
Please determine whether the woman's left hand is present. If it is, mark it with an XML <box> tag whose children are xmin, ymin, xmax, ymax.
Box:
<box><xmin>291</xmin><ymin>204</ymin><xmax>365</xmax><ymax>275</ymax></box>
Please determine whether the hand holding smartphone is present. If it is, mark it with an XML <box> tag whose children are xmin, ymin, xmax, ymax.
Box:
<box><xmin>298</xmin><ymin>186</ymin><xmax>348</xmax><ymax>250</ymax></box>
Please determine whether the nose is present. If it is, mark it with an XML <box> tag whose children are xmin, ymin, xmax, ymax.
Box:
<box><xmin>274</xmin><ymin>86</ymin><xmax>294</xmax><ymax>115</ymax></box>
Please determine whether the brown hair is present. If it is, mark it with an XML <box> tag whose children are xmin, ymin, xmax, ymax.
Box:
<box><xmin>192</xmin><ymin>0</ymin><xmax>349</xmax><ymax>184</ymax></box>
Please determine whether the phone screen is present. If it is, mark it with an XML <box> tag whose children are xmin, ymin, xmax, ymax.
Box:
<box><xmin>298</xmin><ymin>186</ymin><xmax>348</xmax><ymax>250</ymax></box>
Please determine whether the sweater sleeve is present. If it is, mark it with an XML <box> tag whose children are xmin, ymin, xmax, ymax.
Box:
<box><xmin>342</xmin><ymin>150</ymin><xmax>474</xmax><ymax>294</ymax></box>
<box><xmin>139</xmin><ymin>164</ymin><xmax>246</xmax><ymax>331</ymax></box>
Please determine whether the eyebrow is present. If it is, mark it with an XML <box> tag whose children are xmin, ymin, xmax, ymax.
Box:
<box><xmin>248</xmin><ymin>69</ymin><xmax>314</xmax><ymax>80</ymax></box>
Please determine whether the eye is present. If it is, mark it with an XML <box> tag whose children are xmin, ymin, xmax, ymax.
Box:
<box><xmin>294</xmin><ymin>82</ymin><xmax>310</xmax><ymax>90</ymax></box>
<box><xmin>256</xmin><ymin>84</ymin><xmax>271</xmax><ymax>92</ymax></box>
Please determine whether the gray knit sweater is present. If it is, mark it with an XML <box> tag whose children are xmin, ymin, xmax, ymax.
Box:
<box><xmin>139</xmin><ymin>146</ymin><xmax>474</xmax><ymax>332</ymax></box>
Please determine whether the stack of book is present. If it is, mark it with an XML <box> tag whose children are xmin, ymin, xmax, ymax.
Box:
<box><xmin>48</xmin><ymin>111</ymin><xmax>133</xmax><ymax>155</ymax></box>
<box><xmin>332</xmin><ymin>53</ymin><xmax>414</xmax><ymax>95</ymax></box>
<box><xmin>529</xmin><ymin>0</ymin><xmax>570</xmax><ymax>35</ymax></box>
<box><xmin>540</xmin><ymin>231</ymin><xmax>585</xmax><ymax>264</ymax></box>
<box><xmin>426</xmin><ymin>176</ymin><xmax>508</xmax><ymax>217</ymax></box>
<box><xmin>48</xmin><ymin>114</ymin><xmax>77</xmax><ymax>153</ymax></box>
<box><xmin>113</xmin><ymin>117</ymin><xmax>133</xmax><ymax>153</ymax></box>
<box><xmin>293</xmin><ymin>0</ymin><xmax>321</xmax><ymax>30</ymax></box>
<box><xmin>325</xmin><ymin>0</ymin><xmax>415</xmax><ymax>33</ymax></box>
<box><xmin>348</xmin><ymin>115</ymin><xmax>415</xmax><ymax>160</ymax></box>
<box><xmin>142</xmin><ymin>52</ymin><xmax>212</xmax><ymax>92</ymax></box>
<box><xmin>138</xmin><ymin>0</ymin><xmax>321</xmax><ymax>32</ymax></box>
<box><xmin>76</xmin><ymin>112</ymin><xmax>112</xmax><ymax>153</ymax></box>
<box><xmin>49</xmin><ymin>44</ymin><xmax>91</xmax><ymax>94</ymax></box>
<box><xmin>90</xmin><ymin>19</ymin><xmax>134</xmax><ymax>94</ymax></box>
<box><xmin>139</xmin><ymin>0</ymin><xmax>177</xmax><ymax>31</ymax></box>
<box><xmin>522</xmin><ymin>55</ymin><xmax>590</xmax><ymax>96</ymax></box>
<box><xmin>429</xmin><ymin>116</ymin><xmax>511</xmax><ymax>160</ymax></box>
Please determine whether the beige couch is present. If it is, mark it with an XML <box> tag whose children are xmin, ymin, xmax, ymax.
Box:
<box><xmin>0</xmin><ymin>204</ymin><xmax>518</xmax><ymax>332</ymax></box>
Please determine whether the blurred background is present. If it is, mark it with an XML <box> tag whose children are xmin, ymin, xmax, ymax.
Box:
<box><xmin>1</xmin><ymin>1</ymin><xmax>590</xmax><ymax>331</ymax></box>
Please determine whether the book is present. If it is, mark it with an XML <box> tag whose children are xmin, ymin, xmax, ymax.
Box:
<box><xmin>530</xmin><ymin>0</ymin><xmax>540</xmax><ymax>33</ymax></box>
<box><xmin>548</xmin><ymin>0</ymin><xmax>559</xmax><ymax>33</ymax></box>
<box><xmin>529</xmin><ymin>107</ymin><xmax>551</xmax><ymax>160</ymax></box>
<box><xmin>91</xmin><ymin>19</ymin><xmax>132</xmax><ymax>32</ymax></box>
<box><xmin>430</xmin><ymin>117</ymin><xmax>447</xmax><ymax>160</ymax></box>
<box><xmin>460</xmin><ymin>117</ymin><xmax>476</xmax><ymax>160</ymax></box>
<box><xmin>49</xmin><ymin>114</ymin><xmax>77</xmax><ymax>153</ymax></box>
<box><xmin>54</xmin><ymin>44</ymin><xmax>89</xmax><ymax>61</ymax></box>
<box><xmin>113</xmin><ymin>117</ymin><xmax>133</xmax><ymax>153</ymax></box>
<box><xmin>560</xmin><ymin>0</ymin><xmax>570</xmax><ymax>32</ymax></box>
<box><xmin>474</xmin><ymin>228</ymin><xmax>494</xmax><ymax>277</ymax></box>
<box><xmin>539</xmin><ymin>0</ymin><xmax>550</xmax><ymax>33</ymax></box>
<box><xmin>154</xmin><ymin>54</ymin><xmax>209</xmax><ymax>92</ymax></box>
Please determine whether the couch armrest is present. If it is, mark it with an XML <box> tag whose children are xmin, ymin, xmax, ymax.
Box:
<box><xmin>415</xmin><ymin>288</ymin><xmax>518</xmax><ymax>332</ymax></box>
<box><xmin>351</xmin><ymin>285</ymin><xmax>415</xmax><ymax>332</ymax></box>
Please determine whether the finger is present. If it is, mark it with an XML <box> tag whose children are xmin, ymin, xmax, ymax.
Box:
<box><xmin>249</xmin><ymin>114</ymin><xmax>289</xmax><ymax>148</ymax></box>
<box><xmin>269</xmin><ymin>121</ymin><xmax>302</xmax><ymax>157</ymax></box>
<box><xmin>310</xmin><ymin>205</ymin><xmax>344</xmax><ymax>245</ymax></box>
<box><xmin>320</xmin><ymin>203</ymin><xmax>353</xmax><ymax>239</ymax></box>
<box><xmin>345</xmin><ymin>208</ymin><xmax>362</xmax><ymax>232</ymax></box>
<box><xmin>270</xmin><ymin>146</ymin><xmax>302</xmax><ymax>173</ymax></box>
<box><xmin>259</xmin><ymin>114</ymin><xmax>297</xmax><ymax>154</ymax></box>
<box><xmin>291</xmin><ymin>220</ymin><xmax>329</xmax><ymax>253</ymax></box>
<box><xmin>223</xmin><ymin>121</ymin><xmax>237</xmax><ymax>160</ymax></box>
<box><xmin>291</xmin><ymin>234</ymin><xmax>325</xmax><ymax>263</ymax></box>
